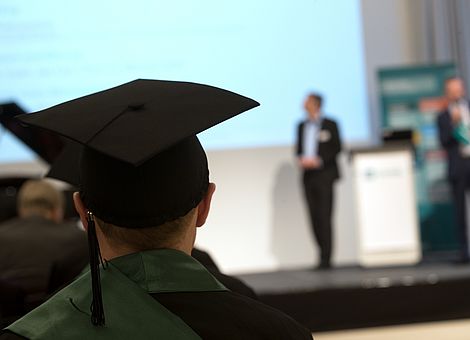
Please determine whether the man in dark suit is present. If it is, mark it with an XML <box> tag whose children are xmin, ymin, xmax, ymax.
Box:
<box><xmin>296</xmin><ymin>93</ymin><xmax>341</xmax><ymax>269</ymax></box>
<box><xmin>437</xmin><ymin>77</ymin><xmax>470</xmax><ymax>263</ymax></box>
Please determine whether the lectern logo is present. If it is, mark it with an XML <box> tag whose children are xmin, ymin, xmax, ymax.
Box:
<box><xmin>364</xmin><ymin>168</ymin><xmax>402</xmax><ymax>180</ymax></box>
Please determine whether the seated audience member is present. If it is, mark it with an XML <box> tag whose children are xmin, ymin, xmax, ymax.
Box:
<box><xmin>1</xmin><ymin>80</ymin><xmax>312</xmax><ymax>339</ymax></box>
<box><xmin>0</xmin><ymin>180</ymin><xmax>88</xmax><ymax>310</ymax></box>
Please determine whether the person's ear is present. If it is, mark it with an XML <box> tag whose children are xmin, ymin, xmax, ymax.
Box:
<box><xmin>73</xmin><ymin>192</ymin><xmax>89</xmax><ymax>231</ymax></box>
<box><xmin>195</xmin><ymin>183</ymin><xmax>216</xmax><ymax>228</ymax></box>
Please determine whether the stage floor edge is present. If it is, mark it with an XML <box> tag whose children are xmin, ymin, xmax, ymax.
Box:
<box><xmin>237</xmin><ymin>262</ymin><xmax>470</xmax><ymax>332</ymax></box>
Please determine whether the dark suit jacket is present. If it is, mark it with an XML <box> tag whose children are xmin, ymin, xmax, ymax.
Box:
<box><xmin>437</xmin><ymin>106</ymin><xmax>469</xmax><ymax>181</ymax></box>
<box><xmin>0</xmin><ymin>216</ymin><xmax>88</xmax><ymax>308</ymax></box>
<box><xmin>296</xmin><ymin>118</ymin><xmax>341</xmax><ymax>181</ymax></box>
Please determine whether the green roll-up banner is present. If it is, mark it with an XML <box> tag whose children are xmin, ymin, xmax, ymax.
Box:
<box><xmin>379</xmin><ymin>63</ymin><xmax>458</xmax><ymax>256</ymax></box>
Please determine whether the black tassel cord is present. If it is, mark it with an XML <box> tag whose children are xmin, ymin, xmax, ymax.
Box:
<box><xmin>87</xmin><ymin>211</ymin><xmax>106</xmax><ymax>326</ymax></box>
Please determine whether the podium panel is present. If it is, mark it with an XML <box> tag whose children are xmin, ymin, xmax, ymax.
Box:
<box><xmin>352</xmin><ymin>147</ymin><xmax>421</xmax><ymax>267</ymax></box>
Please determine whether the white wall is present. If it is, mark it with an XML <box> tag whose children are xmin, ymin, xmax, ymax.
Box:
<box><xmin>196</xmin><ymin>146</ymin><xmax>357</xmax><ymax>274</ymax></box>
<box><xmin>0</xmin><ymin>161</ymin><xmax>47</xmax><ymax>178</ymax></box>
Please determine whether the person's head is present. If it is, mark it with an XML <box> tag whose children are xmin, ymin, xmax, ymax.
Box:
<box><xmin>17</xmin><ymin>179</ymin><xmax>64</xmax><ymax>223</ymax></box>
<box><xmin>72</xmin><ymin>137</ymin><xmax>216</xmax><ymax>259</ymax></box>
<box><xmin>304</xmin><ymin>93</ymin><xmax>323</xmax><ymax>121</ymax></box>
<box><xmin>74</xmin><ymin>185</ymin><xmax>215</xmax><ymax>259</ymax></box>
<box><xmin>17</xmin><ymin>79</ymin><xmax>260</xmax><ymax>326</ymax></box>
<box><xmin>445</xmin><ymin>77</ymin><xmax>466</xmax><ymax>102</ymax></box>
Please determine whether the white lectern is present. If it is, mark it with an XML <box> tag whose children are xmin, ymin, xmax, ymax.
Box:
<box><xmin>351</xmin><ymin>146</ymin><xmax>421</xmax><ymax>267</ymax></box>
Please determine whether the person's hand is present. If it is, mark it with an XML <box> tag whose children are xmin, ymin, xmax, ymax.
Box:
<box><xmin>451</xmin><ymin>106</ymin><xmax>462</xmax><ymax>124</ymax></box>
<box><xmin>299</xmin><ymin>157</ymin><xmax>322</xmax><ymax>169</ymax></box>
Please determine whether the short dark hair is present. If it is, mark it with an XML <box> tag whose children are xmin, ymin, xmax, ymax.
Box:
<box><xmin>308</xmin><ymin>93</ymin><xmax>323</xmax><ymax>107</ymax></box>
<box><xmin>95</xmin><ymin>207</ymin><xmax>197</xmax><ymax>251</ymax></box>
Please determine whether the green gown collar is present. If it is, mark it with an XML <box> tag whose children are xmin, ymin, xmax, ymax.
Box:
<box><xmin>108</xmin><ymin>248</ymin><xmax>227</xmax><ymax>293</ymax></box>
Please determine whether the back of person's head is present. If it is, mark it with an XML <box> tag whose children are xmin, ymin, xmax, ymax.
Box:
<box><xmin>95</xmin><ymin>208</ymin><xmax>198</xmax><ymax>253</ymax></box>
<box><xmin>17</xmin><ymin>179</ymin><xmax>64</xmax><ymax>222</ymax></box>
<box><xmin>73</xmin><ymin>137</ymin><xmax>211</xmax><ymax>255</ymax></box>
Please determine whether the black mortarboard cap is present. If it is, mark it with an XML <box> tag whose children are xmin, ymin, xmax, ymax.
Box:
<box><xmin>17</xmin><ymin>79</ymin><xmax>258</xmax><ymax>165</ymax></box>
<box><xmin>16</xmin><ymin>79</ymin><xmax>259</xmax><ymax>228</ymax></box>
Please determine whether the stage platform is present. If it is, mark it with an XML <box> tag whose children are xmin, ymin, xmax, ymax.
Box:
<box><xmin>237</xmin><ymin>262</ymin><xmax>470</xmax><ymax>332</ymax></box>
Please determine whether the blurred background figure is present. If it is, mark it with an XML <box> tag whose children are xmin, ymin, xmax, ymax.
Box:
<box><xmin>296</xmin><ymin>93</ymin><xmax>341</xmax><ymax>269</ymax></box>
<box><xmin>437</xmin><ymin>77</ymin><xmax>470</xmax><ymax>263</ymax></box>
<box><xmin>0</xmin><ymin>179</ymin><xmax>88</xmax><ymax>312</ymax></box>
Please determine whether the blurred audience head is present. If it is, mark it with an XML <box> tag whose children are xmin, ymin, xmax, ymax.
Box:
<box><xmin>17</xmin><ymin>179</ymin><xmax>64</xmax><ymax>223</ymax></box>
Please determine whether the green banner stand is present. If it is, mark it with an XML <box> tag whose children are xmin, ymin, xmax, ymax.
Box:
<box><xmin>379</xmin><ymin>63</ymin><xmax>458</xmax><ymax>256</ymax></box>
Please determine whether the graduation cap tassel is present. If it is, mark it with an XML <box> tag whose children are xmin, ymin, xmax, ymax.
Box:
<box><xmin>86</xmin><ymin>211</ymin><xmax>106</xmax><ymax>326</ymax></box>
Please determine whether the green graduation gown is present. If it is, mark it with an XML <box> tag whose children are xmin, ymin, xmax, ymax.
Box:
<box><xmin>6</xmin><ymin>249</ymin><xmax>227</xmax><ymax>339</ymax></box>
